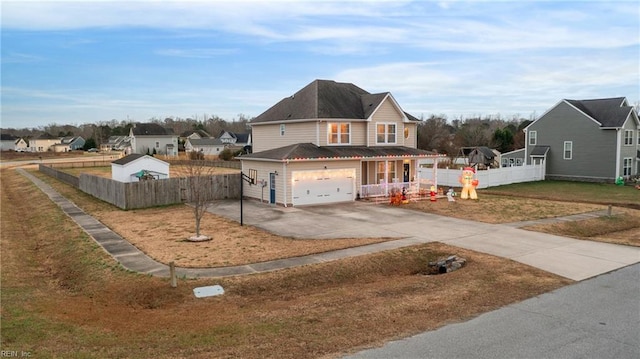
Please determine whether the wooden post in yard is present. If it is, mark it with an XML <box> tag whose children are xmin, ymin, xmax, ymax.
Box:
<box><xmin>607</xmin><ymin>205</ymin><xmax>612</xmax><ymax>217</ymax></box>
<box><xmin>170</xmin><ymin>261</ymin><xmax>177</xmax><ymax>288</ymax></box>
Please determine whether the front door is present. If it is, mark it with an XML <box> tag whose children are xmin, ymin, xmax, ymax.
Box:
<box><xmin>403</xmin><ymin>163</ymin><xmax>410</xmax><ymax>182</ymax></box>
<box><xmin>269</xmin><ymin>172</ymin><xmax>276</xmax><ymax>204</ymax></box>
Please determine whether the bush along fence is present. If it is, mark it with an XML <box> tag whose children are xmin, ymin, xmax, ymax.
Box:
<box><xmin>39</xmin><ymin>164</ymin><xmax>241</xmax><ymax>210</ymax></box>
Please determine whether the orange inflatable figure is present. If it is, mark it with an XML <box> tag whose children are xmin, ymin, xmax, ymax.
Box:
<box><xmin>459</xmin><ymin>167</ymin><xmax>478</xmax><ymax>200</ymax></box>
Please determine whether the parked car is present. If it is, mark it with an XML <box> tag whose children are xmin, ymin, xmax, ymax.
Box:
<box><xmin>87</xmin><ymin>148</ymin><xmax>99</xmax><ymax>152</ymax></box>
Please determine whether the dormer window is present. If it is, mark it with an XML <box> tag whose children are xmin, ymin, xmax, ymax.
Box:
<box><xmin>328</xmin><ymin>123</ymin><xmax>350</xmax><ymax>144</ymax></box>
<box><xmin>377</xmin><ymin>123</ymin><xmax>396</xmax><ymax>144</ymax></box>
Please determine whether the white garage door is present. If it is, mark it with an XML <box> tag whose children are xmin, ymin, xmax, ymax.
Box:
<box><xmin>292</xmin><ymin>169</ymin><xmax>355</xmax><ymax>206</ymax></box>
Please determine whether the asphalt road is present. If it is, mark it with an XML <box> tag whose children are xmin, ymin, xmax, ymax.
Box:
<box><xmin>345</xmin><ymin>263</ymin><xmax>640</xmax><ymax>359</ymax></box>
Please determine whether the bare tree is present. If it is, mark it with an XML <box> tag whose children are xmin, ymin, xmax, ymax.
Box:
<box><xmin>184</xmin><ymin>156</ymin><xmax>217</xmax><ymax>241</ymax></box>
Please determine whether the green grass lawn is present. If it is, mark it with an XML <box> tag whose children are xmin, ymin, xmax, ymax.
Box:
<box><xmin>482</xmin><ymin>180</ymin><xmax>639</xmax><ymax>207</ymax></box>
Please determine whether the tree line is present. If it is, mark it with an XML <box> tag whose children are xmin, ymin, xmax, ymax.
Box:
<box><xmin>2</xmin><ymin>113</ymin><xmax>533</xmax><ymax>155</ymax></box>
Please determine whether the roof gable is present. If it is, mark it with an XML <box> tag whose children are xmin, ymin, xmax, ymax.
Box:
<box><xmin>565</xmin><ymin>97</ymin><xmax>632</xmax><ymax>128</ymax></box>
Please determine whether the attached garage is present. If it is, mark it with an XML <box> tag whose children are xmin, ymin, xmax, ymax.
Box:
<box><xmin>292</xmin><ymin>168</ymin><xmax>355</xmax><ymax>206</ymax></box>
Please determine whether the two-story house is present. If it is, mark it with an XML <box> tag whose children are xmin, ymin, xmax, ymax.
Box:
<box><xmin>29</xmin><ymin>133</ymin><xmax>59</xmax><ymax>152</ymax></box>
<box><xmin>129</xmin><ymin>123</ymin><xmax>178</xmax><ymax>156</ymax></box>
<box><xmin>52</xmin><ymin>136</ymin><xmax>85</xmax><ymax>152</ymax></box>
<box><xmin>524</xmin><ymin>97</ymin><xmax>639</xmax><ymax>182</ymax></box>
<box><xmin>219</xmin><ymin>131</ymin><xmax>251</xmax><ymax>147</ymax></box>
<box><xmin>240</xmin><ymin>79</ymin><xmax>437</xmax><ymax>206</ymax></box>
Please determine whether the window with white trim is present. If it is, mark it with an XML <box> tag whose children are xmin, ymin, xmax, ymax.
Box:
<box><xmin>529</xmin><ymin>131</ymin><xmax>537</xmax><ymax>146</ymax></box>
<box><xmin>376</xmin><ymin>123</ymin><xmax>397</xmax><ymax>144</ymax></box>
<box><xmin>328</xmin><ymin>123</ymin><xmax>350</xmax><ymax>144</ymax></box>
<box><xmin>280</xmin><ymin>124</ymin><xmax>285</xmax><ymax>136</ymax></box>
<box><xmin>624</xmin><ymin>130</ymin><xmax>633</xmax><ymax>145</ymax></box>
<box><xmin>376</xmin><ymin>161</ymin><xmax>396</xmax><ymax>184</ymax></box>
<box><xmin>563</xmin><ymin>141</ymin><xmax>573</xmax><ymax>160</ymax></box>
<box><xmin>623</xmin><ymin>157</ymin><xmax>632</xmax><ymax>176</ymax></box>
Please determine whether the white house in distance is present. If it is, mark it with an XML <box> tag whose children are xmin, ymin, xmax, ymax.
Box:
<box><xmin>129</xmin><ymin>123</ymin><xmax>178</xmax><ymax>156</ymax></box>
<box><xmin>184</xmin><ymin>138</ymin><xmax>227</xmax><ymax>157</ymax></box>
<box><xmin>111</xmin><ymin>154</ymin><xmax>170</xmax><ymax>183</ymax></box>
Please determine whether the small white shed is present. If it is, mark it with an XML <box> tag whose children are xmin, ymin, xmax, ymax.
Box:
<box><xmin>111</xmin><ymin>154</ymin><xmax>170</xmax><ymax>183</ymax></box>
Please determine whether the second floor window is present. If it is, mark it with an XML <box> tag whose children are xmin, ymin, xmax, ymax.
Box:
<box><xmin>564</xmin><ymin>141</ymin><xmax>573</xmax><ymax>160</ymax></box>
<box><xmin>529</xmin><ymin>131</ymin><xmax>537</xmax><ymax>146</ymax></box>
<box><xmin>377</xmin><ymin>123</ymin><xmax>396</xmax><ymax>144</ymax></box>
<box><xmin>328</xmin><ymin>123</ymin><xmax>350</xmax><ymax>144</ymax></box>
<box><xmin>624</xmin><ymin>130</ymin><xmax>633</xmax><ymax>145</ymax></box>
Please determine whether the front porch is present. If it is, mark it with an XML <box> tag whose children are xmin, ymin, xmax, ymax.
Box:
<box><xmin>358</xmin><ymin>158</ymin><xmax>438</xmax><ymax>200</ymax></box>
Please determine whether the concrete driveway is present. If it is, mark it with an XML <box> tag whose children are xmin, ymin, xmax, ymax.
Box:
<box><xmin>207</xmin><ymin>200</ymin><xmax>640</xmax><ymax>281</ymax></box>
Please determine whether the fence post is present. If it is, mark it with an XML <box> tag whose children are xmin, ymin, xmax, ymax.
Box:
<box><xmin>170</xmin><ymin>261</ymin><xmax>177</xmax><ymax>288</ymax></box>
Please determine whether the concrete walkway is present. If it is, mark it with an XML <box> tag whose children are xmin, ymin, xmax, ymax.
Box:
<box><xmin>20</xmin><ymin>169</ymin><xmax>640</xmax><ymax>280</ymax></box>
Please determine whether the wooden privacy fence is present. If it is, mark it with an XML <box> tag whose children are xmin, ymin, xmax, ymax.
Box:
<box><xmin>39</xmin><ymin>164</ymin><xmax>241</xmax><ymax>210</ymax></box>
<box><xmin>39</xmin><ymin>164</ymin><xmax>80</xmax><ymax>187</ymax></box>
<box><xmin>79</xmin><ymin>173</ymin><xmax>241</xmax><ymax>210</ymax></box>
<box><xmin>418</xmin><ymin>164</ymin><xmax>545</xmax><ymax>189</ymax></box>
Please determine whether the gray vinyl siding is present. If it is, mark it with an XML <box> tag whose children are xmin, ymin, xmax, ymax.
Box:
<box><xmin>620</xmin><ymin>115</ymin><xmax>640</xmax><ymax>176</ymax></box>
<box><xmin>501</xmin><ymin>149</ymin><xmax>525</xmax><ymax>166</ymax></box>
<box><xmin>528</xmin><ymin>101</ymin><xmax>617</xmax><ymax>180</ymax></box>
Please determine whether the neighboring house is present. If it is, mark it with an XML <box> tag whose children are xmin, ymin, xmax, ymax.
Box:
<box><xmin>219</xmin><ymin>130</ymin><xmax>251</xmax><ymax>147</ymax></box>
<box><xmin>14</xmin><ymin>138</ymin><xmax>28</xmax><ymax>151</ymax></box>
<box><xmin>460</xmin><ymin>146</ymin><xmax>500</xmax><ymax>169</ymax></box>
<box><xmin>180</xmin><ymin>129</ymin><xmax>211</xmax><ymax>140</ymax></box>
<box><xmin>500</xmin><ymin>148</ymin><xmax>525</xmax><ymax>167</ymax></box>
<box><xmin>0</xmin><ymin>134</ymin><xmax>17</xmax><ymax>151</ymax></box>
<box><xmin>184</xmin><ymin>138</ymin><xmax>227</xmax><ymax>157</ymax></box>
<box><xmin>101</xmin><ymin>136</ymin><xmax>130</xmax><ymax>152</ymax></box>
<box><xmin>240</xmin><ymin>79</ymin><xmax>438</xmax><ymax>206</ymax></box>
<box><xmin>129</xmin><ymin>123</ymin><xmax>178</xmax><ymax>156</ymax></box>
<box><xmin>29</xmin><ymin>133</ymin><xmax>59</xmax><ymax>152</ymax></box>
<box><xmin>524</xmin><ymin>97</ymin><xmax>639</xmax><ymax>181</ymax></box>
<box><xmin>52</xmin><ymin>136</ymin><xmax>85</xmax><ymax>152</ymax></box>
<box><xmin>111</xmin><ymin>153</ymin><xmax>170</xmax><ymax>183</ymax></box>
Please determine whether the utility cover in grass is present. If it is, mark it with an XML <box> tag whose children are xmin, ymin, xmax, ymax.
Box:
<box><xmin>194</xmin><ymin>285</ymin><xmax>225</xmax><ymax>298</ymax></box>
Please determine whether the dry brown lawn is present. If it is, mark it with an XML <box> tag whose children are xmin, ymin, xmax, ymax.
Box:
<box><xmin>1</xmin><ymin>166</ymin><xmax>571</xmax><ymax>358</ymax></box>
<box><xmin>404</xmin><ymin>194</ymin><xmax>604</xmax><ymax>223</ymax></box>
<box><xmin>3</xmin><ymin>167</ymin><xmax>636</xmax><ymax>358</ymax></box>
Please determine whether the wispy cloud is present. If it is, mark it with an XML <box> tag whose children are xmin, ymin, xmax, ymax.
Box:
<box><xmin>0</xmin><ymin>52</ymin><xmax>44</xmax><ymax>64</ymax></box>
<box><xmin>155</xmin><ymin>48</ymin><xmax>239</xmax><ymax>58</ymax></box>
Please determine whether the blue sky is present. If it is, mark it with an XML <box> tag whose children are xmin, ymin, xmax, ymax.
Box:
<box><xmin>1</xmin><ymin>0</ymin><xmax>638</xmax><ymax>130</ymax></box>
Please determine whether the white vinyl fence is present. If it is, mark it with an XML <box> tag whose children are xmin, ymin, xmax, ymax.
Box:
<box><xmin>418</xmin><ymin>164</ymin><xmax>545</xmax><ymax>189</ymax></box>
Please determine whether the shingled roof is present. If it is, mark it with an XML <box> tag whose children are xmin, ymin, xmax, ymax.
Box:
<box><xmin>252</xmin><ymin>79</ymin><xmax>419</xmax><ymax>124</ymax></box>
<box><xmin>131</xmin><ymin>123</ymin><xmax>174</xmax><ymax>136</ymax></box>
<box><xmin>241</xmin><ymin>143</ymin><xmax>434</xmax><ymax>162</ymax></box>
<box><xmin>188</xmin><ymin>138</ymin><xmax>225</xmax><ymax>146</ymax></box>
<box><xmin>565</xmin><ymin>97</ymin><xmax>634</xmax><ymax>128</ymax></box>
